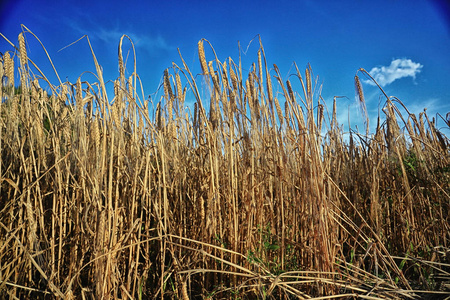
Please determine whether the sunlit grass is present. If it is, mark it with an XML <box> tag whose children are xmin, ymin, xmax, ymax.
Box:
<box><xmin>1</xmin><ymin>27</ymin><xmax>449</xmax><ymax>299</ymax></box>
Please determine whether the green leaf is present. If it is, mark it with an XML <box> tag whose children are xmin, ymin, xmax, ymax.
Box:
<box><xmin>399</xmin><ymin>257</ymin><xmax>407</xmax><ymax>270</ymax></box>
<box><xmin>267</xmin><ymin>243</ymin><xmax>279</xmax><ymax>251</ymax></box>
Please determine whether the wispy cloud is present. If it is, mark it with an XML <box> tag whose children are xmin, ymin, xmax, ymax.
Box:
<box><xmin>64</xmin><ymin>17</ymin><xmax>174</xmax><ymax>53</ymax></box>
<box><xmin>364</xmin><ymin>58</ymin><xmax>423</xmax><ymax>87</ymax></box>
<box><xmin>401</xmin><ymin>97</ymin><xmax>446</xmax><ymax>116</ymax></box>
<box><xmin>128</xmin><ymin>34</ymin><xmax>174</xmax><ymax>53</ymax></box>
<box><xmin>96</xmin><ymin>28</ymin><xmax>175</xmax><ymax>52</ymax></box>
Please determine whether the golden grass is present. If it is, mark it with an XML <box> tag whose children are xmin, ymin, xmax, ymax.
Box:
<box><xmin>0</xmin><ymin>28</ymin><xmax>449</xmax><ymax>299</ymax></box>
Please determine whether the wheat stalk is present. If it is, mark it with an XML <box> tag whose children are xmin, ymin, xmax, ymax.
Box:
<box><xmin>198</xmin><ymin>39</ymin><xmax>209</xmax><ymax>75</ymax></box>
<box><xmin>4</xmin><ymin>52</ymin><xmax>14</xmax><ymax>87</ymax></box>
<box><xmin>354</xmin><ymin>74</ymin><xmax>369</xmax><ymax>134</ymax></box>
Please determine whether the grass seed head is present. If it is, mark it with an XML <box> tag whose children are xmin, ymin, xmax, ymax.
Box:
<box><xmin>198</xmin><ymin>40</ymin><xmax>209</xmax><ymax>75</ymax></box>
<box><xmin>3</xmin><ymin>52</ymin><xmax>14</xmax><ymax>87</ymax></box>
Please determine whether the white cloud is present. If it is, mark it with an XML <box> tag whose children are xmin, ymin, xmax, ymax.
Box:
<box><xmin>64</xmin><ymin>17</ymin><xmax>174</xmax><ymax>53</ymax></box>
<box><xmin>364</xmin><ymin>58</ymin><xmax>423</xmax><ymax>87</ymax></box>
<box><xmin>131</xmin><ymin>34</ymin><xmax>174</xmax><ymax>52</ymax></box>
<box><xmin>96</xmin><ymin>28</ymin><xmax>174</xmax><ymax>52</ymax></box>
<box><xmin>89</xmin><ymin>27</ymin><xmax>174</xmax><ymax>52</ymax></box>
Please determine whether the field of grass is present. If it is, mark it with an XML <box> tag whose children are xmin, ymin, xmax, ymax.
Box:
<box><xmin>1</xmin><ymin>29</ymin><xmax>449</xmax><ymax>299</ymax></box>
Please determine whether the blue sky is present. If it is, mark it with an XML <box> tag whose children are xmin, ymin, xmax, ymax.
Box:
<box><xmin>1</xmin><ymin>0</ymin><xmax>449</xmax><ymax>134</ymax></box>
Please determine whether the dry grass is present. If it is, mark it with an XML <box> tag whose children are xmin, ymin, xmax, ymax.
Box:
<box><xmin>1</xmin><ymin>28</ymin><xmax>449</xmax><ymax>299</ymax></box>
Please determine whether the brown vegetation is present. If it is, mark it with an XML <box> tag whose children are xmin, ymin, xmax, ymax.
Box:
<box><xmin>1</xmin><ymin>28</ymin><xmax>449</xmax><ymax>299</ymax></box>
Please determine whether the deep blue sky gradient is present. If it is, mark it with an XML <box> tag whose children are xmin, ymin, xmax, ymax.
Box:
<box><xmin>1</xmin><ymin>0</ymin><xmax>449</xmax><ymax>133</ymax></box>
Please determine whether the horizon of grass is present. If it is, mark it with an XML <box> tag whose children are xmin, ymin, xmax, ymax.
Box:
<box><xmin>0</xmin><ymin>26</ymin><xmax>449</xmax><ymax>299</ymax></box>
